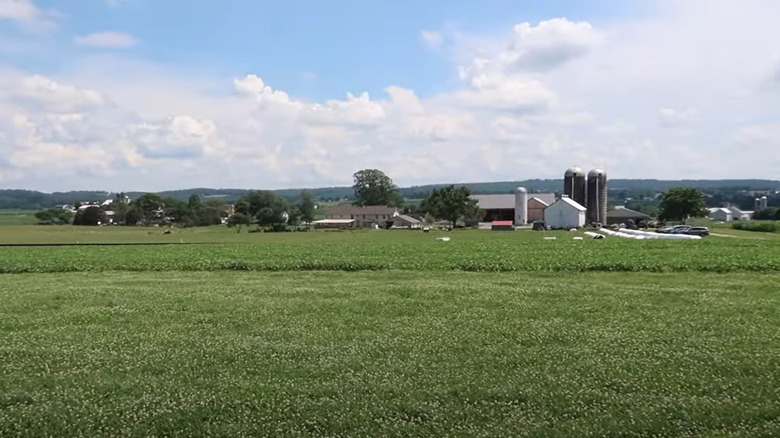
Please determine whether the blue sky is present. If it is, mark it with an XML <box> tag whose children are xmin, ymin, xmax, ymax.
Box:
<box><xmin>0</xmin><ymin>0</ymin><xmax>779</xmax><ymax>191</ymax></box>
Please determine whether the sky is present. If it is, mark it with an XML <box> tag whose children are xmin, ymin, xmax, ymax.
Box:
<box><xmin>0</xmin><ymin>0</ymin><xmax>779</xmax><ymax>192</ymax></box>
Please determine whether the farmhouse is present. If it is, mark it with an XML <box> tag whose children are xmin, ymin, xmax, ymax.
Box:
<box><xmin>544</xmin><ymin>197</ymin><xmax>587</xmax><ymax>229</ymax></box>
<box><xmin>326</xmin><ymin>204</ymin><xmax>399</xmax><ymax>228</ymax></box>
<box><xmin>607</xmin><ymin>207</ymin><xmax>652</xmax><ymax>226</ymax></box>
<box><xmin>470</xmin><ymin>193</ymin><xmax>555</xmax><ymax>224</ymax></box>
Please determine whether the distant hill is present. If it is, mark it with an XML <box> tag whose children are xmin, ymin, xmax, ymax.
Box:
<box><xmin>1</xmin><ymin>179</ymin><xmax>778</xmax><ymax>210</ymax></box>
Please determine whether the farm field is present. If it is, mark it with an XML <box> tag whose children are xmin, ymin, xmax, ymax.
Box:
<box><xmin>0</xmin><ymin>211</ymin><xmax>37</xmax><ymax>226</ymax></box>
<box><xmin>2</xmin><ymin>226</ymin><xmax>780</xmax><ymax>436</ymax></box>
<box><xmin>2</xmin><ymin>271</ymin><xmax>779</xmax><ymax>437</ymax></box>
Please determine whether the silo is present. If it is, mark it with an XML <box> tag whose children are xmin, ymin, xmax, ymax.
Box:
<box><xmin>515</xmin><ymin>187</ymin><xmax>528</xmax><ymax>225</ymax></box>
<box><xmin>755</xmin><ymin>198</ymin><xmax>761</xmax><ymax>211</ymax></box>
<box><xmin>586</xmin><ymin>168</ymin><xmax>608</xmax><ymax>225</ymax></box>
<box><xmin>760</xmin><ymin>196</ymin><xmax>768</xmax><ymax>209</ymax></box>
<box><xmin>563</xmin><ymin>167</ymin><xmax>586</xmax><ymax>207</ymax></box>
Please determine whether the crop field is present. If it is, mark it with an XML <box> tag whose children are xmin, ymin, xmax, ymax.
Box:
<box><xmin>1</xmin><ymin>226</ymin><xmax>780</xmax><ymax>436</ymax></box>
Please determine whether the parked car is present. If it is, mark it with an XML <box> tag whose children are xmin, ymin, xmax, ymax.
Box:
<box><xmin>532</xmin><ymin>221</ymin><xmax>547</xmax><ymax>231</ymax></box>
<box><xmin>685</xmin><ymin>226</ymin><xmax>710</xmax><ymax>237</ymax></box>
<box><xmin>670</xmin><ymin>225</ymin><xmax>691</xmax><ymax>234</ymax></box>
<box><xmin>655</xmin><ymin>226</ymin><xmax>674</xmax><ymax>234</ymax></box>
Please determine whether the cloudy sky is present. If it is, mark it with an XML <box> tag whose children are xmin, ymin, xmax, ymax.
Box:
<box><xmin>1</xmin><ymin>0</ymin><xmax>779</xmax><ymax>192</ymax></box>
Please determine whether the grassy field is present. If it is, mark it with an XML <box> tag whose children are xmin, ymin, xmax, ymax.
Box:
<box><xmin>2</xmin><ymin>271</ymin><xmax>779</xmax><ymax>437</ymax></box>
<box><xmin>2</xmin><ymin>226</ymin><xmax>779</xmax><ymax>436</ymax></box>
<box><xmin>0</xmin><ymin>210</ymin><xmax>37</xmax><ymax>226</ymax></box>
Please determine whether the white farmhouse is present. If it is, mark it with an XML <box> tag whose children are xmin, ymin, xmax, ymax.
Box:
<box><xmin>708</xmin><ymin>208</ymin><xmax>733</xmax><ymax>222</ymax></box>
<box><xmin>544</xmin><ymin>197</ymin><xmax>587</xmax><ymax>229</ymax></box>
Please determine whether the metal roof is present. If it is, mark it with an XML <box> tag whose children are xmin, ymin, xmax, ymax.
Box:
<box><xmin>312</xmin><ymin>219</ymin><xmax>356</xmax><ymax>224</ymax></box>
<box><xmin>557</xmin><ymin>197</ymin><xmax>587</xmax><ymax>211</ymax></box>
<box><xmin>326</xmin><ymin>204</ymin><xmax>399</xmax><ymax>216</ymax></box>
<box><xmin>607</xmin><ymin>208</ymin><xmax>651</xmax><ymax>219</ymax></box>
<box><xmin>392</xmin><ymin>214</ymin><xmax>421</xmax><ymax>224</ymax></box>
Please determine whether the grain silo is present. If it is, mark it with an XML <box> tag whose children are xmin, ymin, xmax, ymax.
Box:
<box><xmin>514</xmin><ymin>187</ymin><xmax>528</xmax><ymax>225</ymax></box>
<box><xmin>586</xmin><ymin>168</ymin><xmax>608</xmax><ymax>225</ymax></box>
<box><xmin>563</xmin><ymin>167</ymin><xmax>586</xmax><ymax>208</ymax></box>
<box><xmin>760</xmin><ymin>196</ymin><xmax>768</xmax><ymax>210</ymax></box>
<box><xmin>755</xmin><ymin>198</ymin><xmax>761</xmax><ymax>211</ymax></box>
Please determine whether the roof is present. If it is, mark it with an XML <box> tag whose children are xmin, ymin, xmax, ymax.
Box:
<box><xmin>471</xmin><ymin>193</ymin><xmax>556</xmax><ymax>210</ymax></box>
<box><xmin>709</xmin><ymin>208</ymin><xmax>731</xmax><ymax>214</ymax></box>
<box><xmin>312</xmin><ymin>219</ymin><xmax>356</xmax><ymax>224</ymax></box>
<box><xmin>554</xmin><ymin>197</ymin><xmax>587</xmax><ymax>211</ymax></box>
<box><xmin>607</xmin><ymin>207</ymin><xmax>652</xmax><ymax>219</ymax></box>
<box><xmin>392</xmin><ymin>214</ymin><xmax>421</xmax><ymax>224</ymax></box>
<box><xmin>326</xmin><ymin>204</ymin><xmax>398</xmax><ymax>216</ymax></box>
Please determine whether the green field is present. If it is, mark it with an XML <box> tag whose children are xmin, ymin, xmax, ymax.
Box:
<box><xmin>1</xmin><ymin>226</ymin><xmax>779</xmax><ymax>436</ymax></box>
<box><xmin>0</xmin><ymin>211</ymin><xmax>37</xmax><ymax>226</ymax></box>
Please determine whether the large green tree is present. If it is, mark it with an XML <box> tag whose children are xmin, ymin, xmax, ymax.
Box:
<box><xmin>352</xmin><ymin>169</ymin><xmax>401</xmax><ymax>207</ymax></box>
<box><xmin>658</xmin><ymin>187</ymin><xmax>708</xmax><ymax>223</ymax></box>
<box><xmin>421</xmin><ymin>185</ymin><xmax>479</xmax><ymax>228</ymax></box>
<box><xmin>298</xmin><ymin>190</ymin><xmax>316</xmax><ymax>223</ymax></box>
<box><xmin>235</xmin><ymin>191</ymin><xmax>290</xmax><ymax>228</ymax></box>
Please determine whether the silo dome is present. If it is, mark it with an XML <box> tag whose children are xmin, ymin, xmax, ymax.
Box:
<box><xmin>565</xmin><ymin>167</ymin><xmax>584</xmax><ymax>177</ymax></box>
<box><xmin>588</xmin><ymin>168</ymin><xmax>607</xmax><ymax>178</ymax></box>
<box><xmin>516</xmin><ymin>187</ymin><xmax>527</xmax><ymax>193</ymax></box>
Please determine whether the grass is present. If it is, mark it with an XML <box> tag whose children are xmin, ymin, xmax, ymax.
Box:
<box><xmin>0</xmin><ymin>210</ymin><xmax>37</xmax><ymax>226</ymax></box>
<box><xmin>1</xmin><ymin>271</ymin><xmax>779</xmax><ymax>437</ymax></box>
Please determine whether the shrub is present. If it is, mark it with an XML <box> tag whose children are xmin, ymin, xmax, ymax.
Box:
<box><xmin>732</xmin><ymin>221</ymin><xmax>777</xmax><ymax>233</ymax></box>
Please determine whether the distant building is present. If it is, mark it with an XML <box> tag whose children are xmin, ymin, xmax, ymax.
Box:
<box><xmin>470</xmin><ymin>193</ymin><xmax>555</xmax><ymax>224</ymax></box>
<box><xmin>312</xmin><ymin>218</ymin><xmax>356</xmax><ymax>229</ymax></box>
<box><xmin>389</xmin><ymin>214</ymin><xmax>422</xmax><ymax>229</ymax></box>
<box><xmin>326</xmin><ymin>204</ymin><xmax>399</xmax><ymax>228</ymax></box>
<box><xmin>607</xmin><ymin>207</ymin><xmax>652</xmax><ymax>226</ymax></box>
<box><xmin>708</xmin><ymin>208</ymin><xmax>733</xmax><ymax>222</ymax></box>
<box><xmin>544</xmin><ymin>197</ymin><xmax>587</xmax><ymax>229</ymax></box>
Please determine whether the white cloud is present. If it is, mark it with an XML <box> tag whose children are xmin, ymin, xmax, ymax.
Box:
<box><xmin>421</xmin><ymin>30</ymin><xmax>444</xmax><ymax>49</ymax></box>
<box><xmin>2</xmin><ymin>1</ymin><xmax>780</xmax><ymax>191</ymax></box>
<box><xmin>0</xmin><ymin>0</ymin><xmax>58</xmax><ymax>32</ymax></box>
<box><xmin>75</xmin><ymin>32</ymin><xmax>137</xmax><ymax>49</ymax></box>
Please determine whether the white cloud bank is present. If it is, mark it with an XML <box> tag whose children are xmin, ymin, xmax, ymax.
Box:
<box><xmin>1</xmin><ymin>0</ymin><xmax>780</xmax><ymax>191</ymax></box>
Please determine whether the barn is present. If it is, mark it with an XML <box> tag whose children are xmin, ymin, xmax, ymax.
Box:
<box><xmin>544</xmin><ymin>197</ymin><xmax>587</xmax><ymax>229</ymax></box>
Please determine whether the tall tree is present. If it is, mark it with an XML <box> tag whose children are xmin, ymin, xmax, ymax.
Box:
<box><xmin>235</xmin><ymin>191</ymin><xmax>289</xmax><ymax>228</ymax></box>
<box><xmin>298</xmin><ymin>190</ymin><xmax>316</xmax><ymax>223</ymax></box>
<box><xmin>352</xmin><ymin>169</ymin><xmax>401</xmax><ymax>206</ymax></box>
<box><xmin>421</xmin><ymin>185</ymin><xmax>478</xmax><ymax>228</ymax></box>
<box><xmin>658</xmin><ymin>187</ymin><xmax>708</xmax><ymax>223</ymax></box>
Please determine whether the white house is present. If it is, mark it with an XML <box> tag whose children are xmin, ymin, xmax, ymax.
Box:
<box><xmin>544</xmin><ymin>197</ymin><xmax>587</xmax><ymax>229</ymax></box>
<box><xmin>708</xmin><ymin>208</ymin><xmax>733</xmax><ymax>222</ymax></box>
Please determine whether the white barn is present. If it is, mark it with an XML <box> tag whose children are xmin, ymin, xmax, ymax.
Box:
<box><xmin>708</xmin><ymin>208</ymin><xmax>733</xmax><ymax>222</ymax></box>
<box><xmin>544</xmin><ymin>197</ymin><xmax>587</xmax><ymax>229</ymax></box>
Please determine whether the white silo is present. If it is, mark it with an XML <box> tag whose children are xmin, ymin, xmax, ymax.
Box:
<box><xmin>760</xmin><ymin>196</ymin><xmax>768</xmax><ymax>209</ymax></box>
<box><xmin>515</xmin><ymin>187</ymin><xmax>528</xmax><ymax>225</ymax></box>
<box><xmin>755</xmin><ymin>198</ymin><xmax>761</xmax><ymax>211</ymax></box>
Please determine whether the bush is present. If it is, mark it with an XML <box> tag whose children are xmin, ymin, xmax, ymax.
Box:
<box><xmin>732</xmin><ymin>221</ymin><xmax>777</xmax><ymax>233</ymax></box>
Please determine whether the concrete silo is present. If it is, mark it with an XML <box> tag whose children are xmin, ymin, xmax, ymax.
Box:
<box><xmin>755</xmin><ymin>198</ymin><xmax>761</xmax><ymax>211</ymax></box>
<box><xmin>586</xmin><ymin>168</ymin><xmax>608</xmax><ymax>225</ymax></box>
<box><xmin>515</xmin><ymin>187</ymin><xmax>528</xmax><ymax>225</ymax></box>
<box><xmin>760</xmin><ymin>196</ymin><xmax>768</xmax><ymax>210</ymax></box>
<box><xmin>563</xmin><ymin>167</ymin><xmax>587</xmax><ymax>208</ymax></box>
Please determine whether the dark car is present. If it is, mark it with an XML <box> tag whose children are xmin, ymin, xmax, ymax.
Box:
<box><xmin>670</xmin><ymin>225</ymin><xmax>691</xmax><ymax>234</ymax></box>
<box><xmin>685</xmin><ymin>226</ymin><xmax>710</xmax><ymax>237</ymax></box>
<box><xmin>532</xmin><ymin>221</ymin><xmax>547</xmax><ymax>231</ymax></box>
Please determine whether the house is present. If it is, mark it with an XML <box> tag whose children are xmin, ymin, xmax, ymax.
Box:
<box><xmin>312</xmin><ymin>218</ymin><xmax>356</xmax><ymax>229</ymax></box>
<box><xmin>728</xmin><ymin>206</ymin><xmax>749</xmax><ymax>221</ymax></box>
<box><xmin>607</xmin><ymin>207</ymin><xmax>652</xmax><ymax>226</ymax></box>
<box><xmin>326</xmin><ymin>204</ymin><xmax>399</xmax><ymax>228</ymax></box>
<box><xmin>389</xmin><ymin>215</ymin><xmax>422</xmax><ymax>229</ymax></box>
<box><xmin>470</xmin><ymin>193</ymin><xmax>556</xmax><ymax>223</ymax></box>
<box><xmin>708</xmin><ymin>208</ymin><xmax>733</xmax><ymax>222</ymax></box>
<box><xmin>544</xmin><ymin>197</ymin><xmax>587</xmax><ymax>229</ymax></box>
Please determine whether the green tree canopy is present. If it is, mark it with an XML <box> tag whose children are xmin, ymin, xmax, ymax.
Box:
<box><xmin>658</xmin><ymin>187</ymin><xmax>708</xmax><ymax>223</ymax></box>
<box><xmin>298</xmin><ymin>190</ymin><xmax>316</xmax><ymax>223</ymax></box>
<box><xmin>73</xmin><ymin>206</ymin><xmax>103</xmax><ymax>226</ymax></box>
<box><xmin>421</xmin><ymin>185</ymin><xmax>478</xmax><ymax>228</ymax></box>
<box><xmin>34</xmin><ymin>208</ymin><xmax>73</xmax><ymax>225</ymax></box>
<box><xmin>352</xmin><ymin>169</ymin><xmax>402</xmax><ymax>207</ymax></box>
<box><xmin>235</xmin><ymin>191</ymin><xmax>289</xmax><ymax>227</ymax></box>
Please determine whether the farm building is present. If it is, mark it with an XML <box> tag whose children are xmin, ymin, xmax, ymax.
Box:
<box><xmin>389</xmin><ymin>215</ymin><xmax>422</xmax><ymax>229</ymax></box>
<box><xmin>312</xmin><ymin>219</ymin><xmax>356</xmax><ymax>229</ymax></box>
<box><xmin>708</xmin><ymin>208</ymin><xmax>733</xmax><ymax>222</ymax></box>
<box><xmin>491</xmin><ymin>220</ymin><xmax>514</xmax><ymax>231</ymax></box>
<box><xmin>544</xmin><ymin>197</ymin><xmax>587</xmax><ymax>229</ymax></box>
<box><xmin>325</xmin><ymin>205</ymin><xmax>399</xmax><ymax>228</ymax></box>
<box><xmin>470</xmin><ymin>193</ymin><xmax>555</xmax><ymax>225</ymax></box>
<box><xmin>606</xmin><ymin>207</ymin><xmax>652</xmax><ymax>226</ymax></box>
